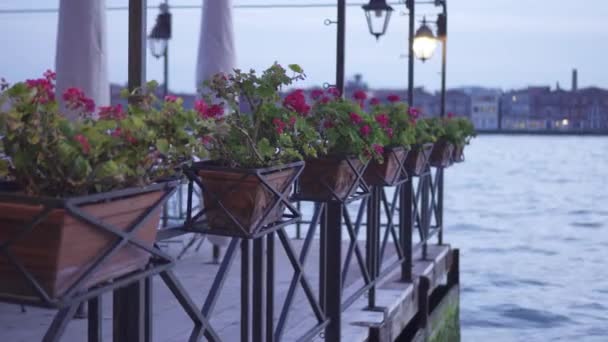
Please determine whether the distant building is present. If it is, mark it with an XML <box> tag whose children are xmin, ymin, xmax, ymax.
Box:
<box><xmin>458</xmin><ymin>87</ymin><xmax>501</xmax><ymax>129</ymax></box>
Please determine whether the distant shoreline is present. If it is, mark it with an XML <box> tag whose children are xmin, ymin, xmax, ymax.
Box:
<box><xmin>476</xmin><ymin>129</ymin><xmax>608</xmax><ymax>136</ymax></box>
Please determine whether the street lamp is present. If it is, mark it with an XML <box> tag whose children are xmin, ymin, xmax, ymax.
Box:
<box><xmin>412</xmin><ymin>17</ymin><xmax>438</xmax><ymax>62</ymax></box>
<box><xmin>148</xmin><ymin>2</ymin><xmax>172</xmax><ymax>96</ymax></box>
<box><xmin>362</xmin><ymin>0</ymin><xmax>394</xmax><ymax>40</ymax></box>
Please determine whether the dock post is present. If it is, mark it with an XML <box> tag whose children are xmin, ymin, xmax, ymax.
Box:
<box><xmin>418</xmin><ymin>276</ymin><xmax>430</xmax><ymax>330</ymax></box>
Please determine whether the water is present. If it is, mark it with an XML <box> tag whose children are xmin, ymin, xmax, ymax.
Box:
<box><xmin>444</xmin><ymin>135</ymin><xmax>608</xmax><ymax>341</ymax></box>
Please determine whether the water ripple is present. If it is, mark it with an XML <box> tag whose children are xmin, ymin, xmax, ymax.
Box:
<box><xmin>493</xmin><ymin>304</ymin><xmax>574</xmax><ymax>328</ymax></box>
<box><xmin>570</xmin><ymin>221</ymin><xmax>604</xmax><ymax>229</ymax></box>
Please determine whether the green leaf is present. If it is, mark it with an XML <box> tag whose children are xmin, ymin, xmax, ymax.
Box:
<box><xmin>288</xmin><ymin>64</ymin><xmax>303</xmax><ymax>74</ymax></box>
<box><xmin>156</xmin><ymin>138</ymin><xmax>169</xmax><ymax>154</ymax></box>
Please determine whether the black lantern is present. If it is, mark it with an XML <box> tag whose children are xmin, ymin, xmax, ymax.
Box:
<box><xmin>362</xmin><ymin>0</ymin><xmax>394</xmax><ymax>40</ymax></box>
<box><xmin>148</xmin><ymin>3</ymin><xmax>172</xmax><ymax>58</ymax></box>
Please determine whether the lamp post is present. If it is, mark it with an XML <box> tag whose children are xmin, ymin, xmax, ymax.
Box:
<box><xmin>361</xmin><ymin>0</ymin><xmax>394</xmax><ymax>40</ymax></box>
<box><xmin>148</xmin><ymin>1</ymin><xmax>172</xmax><ymax>97</ymax></box>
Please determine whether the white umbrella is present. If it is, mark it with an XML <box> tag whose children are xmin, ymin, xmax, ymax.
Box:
<box><xmin>195</xmin><ymin>0</ymin><xmax>236</xmax><ymax>91</ymax></box>
<box><xmin>56</xmin><ymin>0</ymin><xmax>109</xmax><ymax>120</ymax></box>
<box><xmin>195</xmin><ymin>0</ymin><xmax>237</xmax><ymax>247</ymax></box>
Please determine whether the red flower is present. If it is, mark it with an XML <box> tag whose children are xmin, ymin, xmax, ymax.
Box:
<box><xmin>323</xmin><ymin>120</ymin><xmax>334</xmax><ymax>129</ymax></box>
<box><xmin>408</xmin><ymin>107</ymin><xmax>420</xmax><ymax>119</ymax></box>
<box><xmin>99</xmin><ymin>104</ymin><xmax>125</xmax><ymax>120</ymax></box>
<box><xmin>311</xmin><ymin>89</ymin><xmax>324</xmax><ymax>100</ymax></box>
<box><xmin>447</xmin><ymin>112</ymin><xmax>455</xmax><ymax>119</ymax></box>
<box><xmin>373</xmin><ymin>144</ymin><xmax>384</xmax><ymax>155</ymax></box>
<box><xmin>360</xmin><ymin>125</ymin><xmax>371</xmax><ymax>136</ymax></box>
<box><xmin>349</xmin><ymin>112</ymin><xmax>362</xmax><ymax>124</ymax></box>
<box><xmin>289</xmin><ymin>116</ymin><xmax>297</xmax><ymax>127</ymax></box>
<box><xmin>369</xmin><ymin>97</ymin><xmax>380</xmax><ymax>106</ymax></box>
<box><xmin>353</xmin><ymin>90</ymin><xmax>367</xmax><ymax>101</ymax></box>
<box><xmin>73</xmin><ymin>134</ymin><xmax>90</xmax><ymax>154</ymax></box>
<box><xmin>164</xmin><ymin>95</ymin><xmax>179</xmax><ymax>103</ymax></box>
<box><xmin>273</xmin><ymin>118</ymin><xmax>286</xmax><ymax>134</ymax></box>
<box><xmin>327</xmin><ymin>87</ymin><xmax>341</xmax><ymax>98</ymax></box>
<box><xmin>207</xmin><ymin>104</ymin><xmax>224</xmax><ymax>118</ymax></box>
<box><xmin>195</xmin><ymin>99</ymin><xmax>208</xmax><ymax>118</ymax></box>
<box><xmin>375</xmin><ymin>113</ymin><xmax>390</xmax><ymax>128</ymax></box>
<box><xmin>25</xmin><ymin>77</ymin><xmax>55</xmax><ymax>104</ymax></box>
<box><xmin>283</xmin><ymin>89</ymin><xmax>310</xmax><ymax>116</ymax></box>
<box><xmin>125</xmin><ymin>131</ymin><xmax>137</xmax><ymax>145</ymax></box>
<box><xmin>62</xmin><ymin>87</ymin><xmax>95</xmax><ymax>114</ymax></box>
<box><xmin>387</xmin><ymin>94</ymin><xmax>400</xmax><ymax>103</ymax></box>
<box><xmin>320</xmin><ymin>96</ymin><xmax>331</xmax><ymax>104</ymax></box>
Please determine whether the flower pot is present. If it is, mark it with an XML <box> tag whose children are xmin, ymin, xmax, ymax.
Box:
<box><xmin>429</xmin><ymin>139</ymin><xmax>455</xmax><ymax>168</ymax></box>
<box><xmin>0</xmin><ymin>182</ymin><xmax>175</xmax><ymax>300</ymax></box>
<box><xmin>452</xmin><ymin>145</ymin><xmax>465</xmax><ymax>163</ymax></box>
<box><xmin>363</xmin><ymin>147</ymin><xmax>410</xmax><ymax>186</ymax></box>
<box><xmin>297</xmin><ymin>157</ymin><xmax>368</xmax><ymax>202</ymax></box>
<box><xmin>404</xmin><ymin>143</ymin><xmax>434</xmax><ymax>176</ymax></box>
<box><xmin>195</xmin><ymin>161</ymin><xmax>302</xmax><ymax>236</ymax></box>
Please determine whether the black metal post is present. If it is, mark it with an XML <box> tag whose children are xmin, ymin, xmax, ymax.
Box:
<box><xmin>437</xmin><ymin>1</ymin><xmax>447</xmax><ymax>246</ymax></box>
<box><xmin>241</xmin><ymin>239</ymin><xmax>250</xmax><ymax>342</ymax></box>
<box><xmin>407</xmin><ymin>0</ymin><xmax>415</xmax><ymax>106</ymax></box>
<box><xmin>421</xmin><ymin>175</ymin><xmax>430</xmax><ymax>259</ymax></box>
<box><xmin>336</xmin><ymin>0</ymin><xmax>346</xmax><ymax>95</ymax></box>
<box><xmin>400</xmin><ymin>179</ymin><xmax>413</xmax><ymax>282</ymax></box>
<box><xmin>366</xmin><ymin>186</ymin><xmax>381</xmax><ymax>309</ymax></box>
<box><xmin>325</xmin><ymin>201</ymin><xmax>343</xmax><ymax>342</ymax></box>
<box><xmin>163</xmin><ymin>47</ymin><xmax>169</xmax><ymax>97</ymax></box>
<box><xmin>87</xmin><ymin>296</ymin><xmax>102</xmax><ymax>342</ymax></box>
<box><xmin>114</xmin><ymin>1</ymin><xmax>147</xmax><ymax>341</ymax></box>
<box><xmin>252</xmin><ymin>238</ymin><xmax>266</xmax><ymax>342</ymax></box>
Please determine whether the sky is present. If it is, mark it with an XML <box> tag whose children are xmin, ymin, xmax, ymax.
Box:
<box><xmin>0</xmin><ymin>0</ymin><xmax>607</xmax><ymax>93</ymax></box>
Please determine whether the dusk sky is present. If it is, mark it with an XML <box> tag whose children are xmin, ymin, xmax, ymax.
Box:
<box><xmin>1</xmin><ymin>0</ymin><xmax>607</xmax><ymax>93</ymax></box>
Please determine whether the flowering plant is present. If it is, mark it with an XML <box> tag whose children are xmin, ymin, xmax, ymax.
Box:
<box><xmin>0</xmin><ymin>71</ymin><xmax>204</xmax><ymax>197</ymax></box>
<box><xmin>307</xmin><ymin>89</ymin><xmax>384</xmax><ymax>161</ymax></box>
<box><xmin>199</xmin><ymin>63</ymin><xmax>319</xmax><ymax>169</ymax></box>
<box><xmin>408</xmin><ymin>108</ymin><xmax>437</xmax><ymax>145</ymax></box>
<box><xmin>439</xmin><ymin>114</ymin><xmax>476</xmax><ymax>147</ymax></box>
<box><xmin>367</xmin><ymin>94</ymin><xmax>416</xmax><ymax>148</ymax></box>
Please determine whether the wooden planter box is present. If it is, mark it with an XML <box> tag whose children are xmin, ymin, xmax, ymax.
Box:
<box><xmin>297</xmin><ymin>156</ymin><xmax>368</xmax><ymax>202</ymax></box>
<box><xmin>0</xmin><ymin>183</ymin><xmax>174</xmax><ymax>300</ymax></box>
<box><xmin>429</xmin><ymin>139</ymin><xmax>455</xmax><ymax>168</ymax></box>
<box><xmin>363</xmin><ymin>146</ymin><xmax>409</xmax><ymax>186</ymax></box>
<box><xmin>452</xmin><ymin>145</ymin><xmax>465</xmax><ymax>163</ymax></box>
<box><xmin>404</xmin><ymin>143</ymin><xmax>434</xmax><ymax>176</ymax></box>
<box><xmin>195</xmin><ymin>161</ymin><xmax>302</xmax><ymax>236</ymax></box>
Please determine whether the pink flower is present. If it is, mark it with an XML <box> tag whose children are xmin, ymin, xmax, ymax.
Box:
<box><xmin>369</xmin><ymin>98</ymin><xmax>380</xmax><ymax>106</ymax></box>
<box><xmin>99</xmin><ymin>104</ymin><xmax>125</xmax><ymax>120</ymax></box>
<box><xmin>283</xmin><ymin>89</ymin><xmax>310</xmax><ymax>116</ymax></box>
<box><xmin>111</xmin><ymin>127</ymin><xmax>123</xmax><ymax>137</ymax></box>
<box><xmin>273</xmin><ymin>118</ymin><xmax>286</xmax><ymax>134</ymax></box>
<box><xmin>375</xmin><ymin>113</ymin><xmax>390</xmax><ymax>128</ymax></box>
<box><xmin>349</xmin><ymin>112</ymin><xmax>362</xmax><ymax>124</ymax></box>
<box><xmin>353</xmin><ymin>90</ymin><xmax>367</xmax><ymax>101</ymax></box>
<box><xmin>164</xmin><ymin>95</ymin><xmax>179</xmax><ymax>103</ymax></box>
<box><xmin>320</xmin><ymin>96</ymin><xmax>331</xmax><ymax>104</ymax></box>
<box><xmin>323</xmin><ymin>120</ymin><xmax>334</xmax><ymax>129</ymax></box>
<box><xmin>385</xmin><ymin>127</ymin><xmax>394</xmax><ymax>138</ymax></box>
<box><xmin>311</xmin><ymin>89</ymin><xmax>324</xmax><ymax>100</ymax></box>
<box><xmin>373</xmin><ymin>144</ymin><xmax>384</xmax><ymax>155</ymax></box>
<box><xmin>360</xmin><ymin>125</ymin><xmax>371</xmax><ymax>136</ymax></box>
<box><xmin>289</xmin><ymin>116</ymin><xmax>297</xmax><ymax>127</ymax></box>
<box><xmin>201</xmin><ymin>135</ymin><xmax>213</xmax><ymax>145</ymax></box>
<box><xmin>447</xmin><ymin>112</ymin><xmax>455</xmax><ymax>119</ymax></box>
<box><xmin>387</xmin><ymin>94</ymin><xmax>400</xmax><ymax>103</ymax></box>
<box><xmin>408</xmin><ymin>107</ymin><xmax>420</xmax><ymax>119</ymax></box>
<box><xmin>43</xmin><ymin>69</ymin><xmax>56</xmax><ymax>81</ymax></box>
<box><xmin>327</xmin><ymin>87</ymin><xmax>341</xmax><ymax>98</ymax></box>
<box><xmin>73</xmin><ymin>134</ymin><xmax>90</xmax><ymax>154</ymax></box>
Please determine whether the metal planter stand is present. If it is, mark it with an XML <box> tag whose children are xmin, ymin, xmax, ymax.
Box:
<box><xmin>0</xmin><ymin>181</ymin><xmax>219</xmax><ymax>341</ymax></box>
<box><xmin>182</xmin><ymin>161</ymin><xmax>328</xmax><ymax>342</ymax></box>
